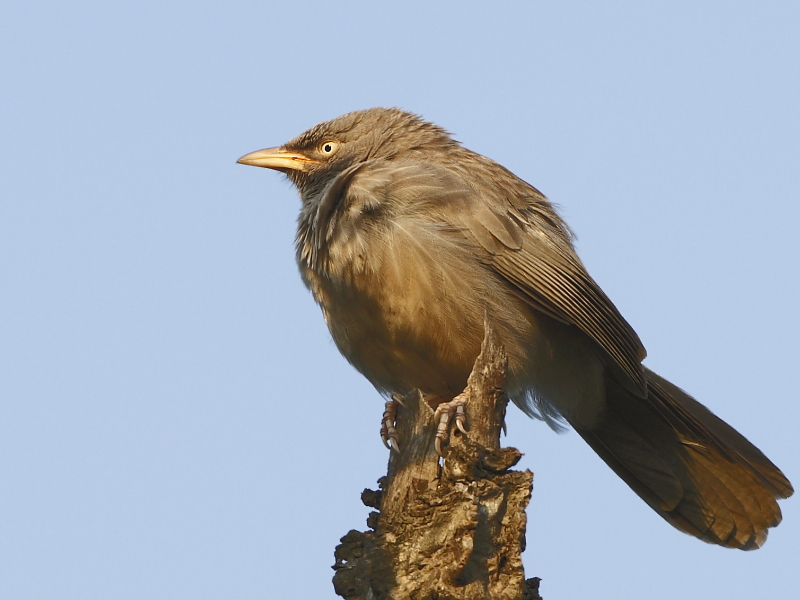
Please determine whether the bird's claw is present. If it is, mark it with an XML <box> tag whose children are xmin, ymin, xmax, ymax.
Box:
<box><xmin>433</xmin><ymin>393</ymin><xmax>469</xmax><ymax>456</ymax></box>
<box><xmin>380</xmin><ymin>393</ymin><xmax>403</xmax><ymax>453</ymax></box>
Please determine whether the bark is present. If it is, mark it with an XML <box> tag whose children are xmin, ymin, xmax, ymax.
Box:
<box><xmin>332</xmin><ymin>325</ymin><xmax>540</xmax><ymax>600</ymax></box>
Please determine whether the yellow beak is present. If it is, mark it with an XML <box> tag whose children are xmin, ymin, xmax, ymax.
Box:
<box><xmin>237</xmin><ymin>147</ymin><xmax>320</xmax><ymax>171</ymax></box>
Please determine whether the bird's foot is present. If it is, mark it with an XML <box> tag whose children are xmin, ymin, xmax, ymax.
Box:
<box><xmin>380</xmin><ymin>393</ymin><xmax>404</xmax><ymax>453</ymax></box>
<box><xmin>433</xmin><ymin>393</ymin><xmax>469</xmax><ymax>456</ymax></box>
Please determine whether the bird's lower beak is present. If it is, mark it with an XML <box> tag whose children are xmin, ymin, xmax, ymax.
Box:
<box><xmin>237</xmin><ymin>147</ymin><xmax>320</xmax><ymax>172</ymax></box>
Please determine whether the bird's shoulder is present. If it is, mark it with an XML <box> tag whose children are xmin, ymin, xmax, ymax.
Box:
<box><xmin>341</xmin><ymin>152</ymin><xmax>570</xmax><ymax>254</ymax></box>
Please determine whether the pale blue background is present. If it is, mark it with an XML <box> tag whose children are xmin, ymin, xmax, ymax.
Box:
<box><xmin>1</xmin><ymin>2</ymin><xmax>797</xmax><ymax>598</ymax></box>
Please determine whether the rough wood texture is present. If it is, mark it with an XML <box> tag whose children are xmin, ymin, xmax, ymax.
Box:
<box><xmin>332</xmin><ymin>326</ymin><xmax>538</xmax><ymax>600</ymax></box>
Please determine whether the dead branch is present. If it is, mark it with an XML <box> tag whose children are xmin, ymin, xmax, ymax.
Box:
<box><xmin>332</xmin><ymin>326</ymin><xmax>540</xmax><ymax>600</ymax></box>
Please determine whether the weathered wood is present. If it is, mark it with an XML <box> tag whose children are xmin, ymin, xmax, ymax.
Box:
<box><xmin>332</xmin><ymin>325</ymin><xmax>537</xmax><ymax>600</ymax></box>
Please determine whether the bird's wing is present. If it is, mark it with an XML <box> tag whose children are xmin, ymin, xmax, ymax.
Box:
<box><xmin>488</xmin><ymin>207</ymin><xmax>648</xmax><ymax>396</ymax></box>
<box><xmin>344</xmin><ymin>158</ymin><xmax>648</xmax><ymax>395</ymax></box>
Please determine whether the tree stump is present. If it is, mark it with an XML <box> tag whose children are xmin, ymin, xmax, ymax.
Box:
<box><xmin>332</xmin><ymin>325</ymin><xmax>539</xmax><ymax>600</ymax></box>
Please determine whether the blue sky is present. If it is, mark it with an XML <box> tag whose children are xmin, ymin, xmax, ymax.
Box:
<box><xmin>1</xmin><ymin>2</ymin><xmax>798</xmax><ymax>598</ymax></box>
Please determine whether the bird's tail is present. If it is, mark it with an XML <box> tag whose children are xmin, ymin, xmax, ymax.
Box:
<box><xmin>572</xmin><ymin>367</ymin><xmax>793</xmax><ymax>549</ymax></box>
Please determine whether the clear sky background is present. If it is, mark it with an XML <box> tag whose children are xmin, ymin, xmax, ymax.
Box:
<box><xmin>2</xmin><ymin>2</ymin><xmax>798</xmax><ymax>599</ymax></box>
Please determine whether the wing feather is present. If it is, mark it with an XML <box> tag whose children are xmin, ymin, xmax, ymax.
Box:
<box><xmin>341</xmin><ymin>158</ymin><xmax>648</xmax><ymax>394</ymax></box>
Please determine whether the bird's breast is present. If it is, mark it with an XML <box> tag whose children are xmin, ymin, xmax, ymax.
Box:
<box><xmin>297</xmin><ymin>212</ymin><xmax>530</xmax><ymax>400</ymax></box>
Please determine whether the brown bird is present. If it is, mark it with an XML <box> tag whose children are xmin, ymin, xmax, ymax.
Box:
<box><xmin>238</xmin><ymin>107</ymin><xmax>792</xmax><ymax>550</ymax></box>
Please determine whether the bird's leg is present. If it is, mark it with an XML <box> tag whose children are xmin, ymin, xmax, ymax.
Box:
<box><xmin>380</xmin><ymin>393</ymin><xmax>404</xmax><ymax>453</ymax></box>
<box><xmin>433</xmin><ymin>392</ymin><xmax>469</xmax><ymax>456</ymax></box>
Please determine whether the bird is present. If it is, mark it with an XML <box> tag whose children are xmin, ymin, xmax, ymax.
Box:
<box><xmin>237</xmin><ymin>107</ymin><xmax>792</xmax><ymax>550</ymax></box>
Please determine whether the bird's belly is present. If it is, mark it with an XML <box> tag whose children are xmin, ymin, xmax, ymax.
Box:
<box><xmin>307</xmin><ymin>268</ymin><xmax>486</xmax><ymax>400</ymax></box>
<box><xmin>301</xmin><ymin>256</ymin><xmax>607</xmax><ymax>427</ymax></box>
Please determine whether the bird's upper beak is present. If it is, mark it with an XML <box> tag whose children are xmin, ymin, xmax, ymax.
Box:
<box><xmin>237</xmin><ymin>147</ymin><xmax>320</xmax><ymax>172</ymax></box>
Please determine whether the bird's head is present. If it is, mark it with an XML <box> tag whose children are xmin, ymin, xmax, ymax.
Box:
<box><xmin>237</xmin><ymin>107</ymin><xmax>456</xmax><ymax>200</ymax></box>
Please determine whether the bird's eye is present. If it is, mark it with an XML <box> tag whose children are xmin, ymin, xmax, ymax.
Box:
<box><xmin>319</xmin><ymin>141</ymin><xmax>339</xmax><ymax>156</ymax></box>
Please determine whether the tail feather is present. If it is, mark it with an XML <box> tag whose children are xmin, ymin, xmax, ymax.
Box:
<box><xmin>647</xmin><ymin>370</ymin><xmax>793</xmax><ymax>498</ymax></box>
<box><xmin>573</xmin><ymin>367</ymin><xmax>792</xmax><ymax>550</ymax></box>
